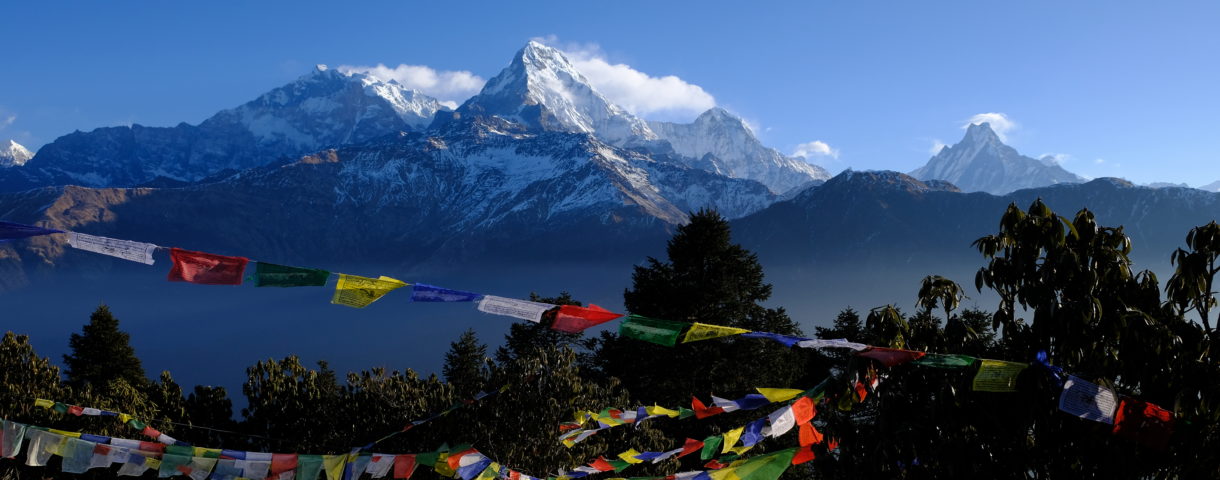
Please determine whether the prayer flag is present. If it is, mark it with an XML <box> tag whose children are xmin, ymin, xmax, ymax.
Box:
<box><xmin>740</xmin><ymin>332</ymin><xmax>809</xmax><ymax>347</ymax></box>
<box><xmin>721</xmin><ymin>426</ymin><xmax>744</xmax><ymax>453</ymax></box>
<box><xmin>551</xmin><ymin>304</ymin><xmax>623</xmax><ymax>333</ymax></box>
<box><xmin>186</xmin><ymin>456</ymin><xmax>219</xmax><ymax>480</ymax></box>
<box><xmin>475</xmin><ymin>463</ymin><xmax>500</xmax><ymax>480</ymax></box>
<box><xmin>253</xmin><ymin>262</ymin><xmax>330</xmax><ymax>287</ymax></box>
<box><xmin>331</xmin><ymin>274</ymin><xmax>407</xmax><ymax>308</ymax></box>
<box><xmin>392</xmin><ymin>455</ymin><xmax>418</xmax><ymax>479</ymax></box>
<box><xmin>272</xmin><ymin>454</ymin><xmax>299</xmax><ymax>478</ymax></box>
<box><xmin>711</xmin><ymin>396</ymin><xmax>741</xmax><ymax>413</ymax></box>
<box><xmin>741</xmin><ymin>418</ymin><xmax>767</xmax><ymax>447</ymax></box>
<box><xmin>678</xmin><ymin>438</ymin><xmax>704</xmax><ymax>458</ymax></box>
<box><xmin>60</xmin><ymin>437</ymin><xmax>97</xmax><ymax>473</ymax></box>
<box><xmin>972</xmin><ymin>359</ymin><xmax>1028</xmax><ymax>392</ymax></box>
<box><xmin>159</xmin><ymin>453</ymin><xmax>193</xmax><ymax>478</ymax></box>
<box><xmin>724</xmin><ymin>448</ymin><xmax>796</xmax><ymax>480</ymax></box>
<box><xmin>646</xmin><ymin>405</ymin><xmax>680</xmax><ymax>417</ymax></box>
<box><xmin>796</xmin><ymin>338</ymin><xmax>868</xmax><ymax>351</ymax></box>
<box><xmin>766</xmin><ymin>406</ymin><xmax>796</xmax><ymax>438</ymax></box>
<box><xmin>682</xmin><ymin>323</ymin><xmax>750</xmax><ymax>343</ymax></box>
<box><xmin>856</xmin><ymin>347</ymin><xmax>926</xmax><ymax>367</ymax></box>
<box><xmin>411</xmin><ymin>284</ymin><xmax>482</xmax><ymax>302</ymax></box>
<box><xmin>619</xmin><ymin>315</ymin><xmax>687</xmax><ymax>346</ymax></box>
<box><xmin>23</xmin><ymin>430</ymin><xmax>61</xmax><ymax>467</ymax></box>
<box><xmin>1113</xmin><ymin>398</ymin><xmax>1175</xmax><ymax>450</ymax></box>
<box><xmin>477</xmin><ymin>295</ymin><xmax>554</xmax><ymax>323</ymax></box>
<box><xmin>366</xmin><ymin>455</ymin><xmax>395</xmax><ymax>479</ymax></box>
<box><xmin>617</xmin><ymin>449</ymin><xmax>644</xmax><ymax>464</ymax></box>
<box><xmin>68</xmin><ymin>232</ymin><xmax>157</xmax><ymax>265</ymax></box>
<box><xmin>168</xmin><ymin>248</ymin><xmax>249</xmax><ymax>285</ymax></box>
<box><xmin>588</xmin><ymin>457</ymin><xmax>614</xmax><ymax>472</ymax></box>
<box><xmin>756</xmin><ymin>388</ymin><xmax>802</xmax><ymax>403</ymax></box>
<box><xmin>0</xmin><ymin>221</ymin><xmax>62</xmax><ymax>241</ymax></box>
<box><xmin>344</xmin><ymin>455</ymin><xmax>371</xmax><ymax>480</ymax></box>
<box><xmin>791</xmin><ymin>397</ymin><xmax>815</xmax><ymax>424</ymax></box>
<box><xmin>791</xmin><ymin>447</ymin><xmax>814</xmax><ymax>465</ymax></box>
<box><xmin>798</xmin><ymin>423</ymin><xmax>823</xmax><ymax>446</ymax></box>
<box><xmin>298</xmin><ymin>455</ymin><xmax>325</xmax><ymax>480</ymax></box>
<box><xmin>692</xmin><ymin>397</ymin><xmax>725</xmax><ymax>419</ymax></box>
<box><xmin>1</xmin><ymin>420</ymin><xmax>26</xmax><ymax>458</ymax></box>
<box><xmin>913</xmin><ymin>353</ymin><xmax>976</xmax><ymax>368</ymax></box>
<box><xmin>322</xmin><ymin>455</ymin><xmax>347</xmax><ymax>480</ymax></box>
<box><xmin>700</xmin><ymin>436</ymin><xmax>723</xmax><ymax>460</ymax></box>
<box><xmin>734</xmin><ymin>394</ymin><xmax>771</xmax><ymax>411</ymax></box>
<box><xmin>1059</xmin><ymin>375</ymin><xmax>1119</xmax><ymax>424</ymax></box>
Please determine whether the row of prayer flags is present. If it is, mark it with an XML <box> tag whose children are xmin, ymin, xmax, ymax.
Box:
<box><xmin>0</xmin><ymin>221</ymin><xmax>625</xmax><ymax>333</ymax></box>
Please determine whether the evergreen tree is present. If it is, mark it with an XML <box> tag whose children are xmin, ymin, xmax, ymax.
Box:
<box><xmin>595</xmin><ymin>209</ymin><xmax>823</xmax><ymax>405</ymax></box>
<box><xmin>495</xmin><ymin>292</ymin><xmax>592</xmax><ymax>365</ymax></box>
<box><xmin>63</xmin><ymin>304</ymin><xmax>147</xmax><ymax>389</ymax></box>
<box><xmin>443</xmin><ymin>329</ymin><xmax>491</xmax><ymax>397</ymax></box>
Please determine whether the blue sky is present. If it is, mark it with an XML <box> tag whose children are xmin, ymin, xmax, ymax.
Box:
<box><xmin>2</xmin><ymin>1</ymin><xmax>1218</xmax><ymax>185</ymax></box>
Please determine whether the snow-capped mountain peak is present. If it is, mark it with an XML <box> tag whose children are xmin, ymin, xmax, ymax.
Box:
<box><xmin>649</xmin><ymin>107</ymin><xmax>830</xmax><ymax>194</ymax></box>
<box><xmin>910</xmin><ymin>122</ymin><xmax>1085</xmax><ymax>194</ymax></box>
<box><xmin>457</xmin><ymin>41</ymin><xmax>656</xmax><ymax>145</ymax></box>
<box><xmin>0</xmin><ymin>140</ymin><xmax>32</xmax><ymax>167</ymax></box>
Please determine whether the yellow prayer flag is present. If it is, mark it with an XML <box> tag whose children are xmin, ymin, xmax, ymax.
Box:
<box><xmin>708</xmin><ymin>467</ymin><xmax>741</xmax><ymax>480</ymax></box>
<box><xmin>331</xmin><ymin>274</ymin><xmax>407</xmax><ymax>308</ymax></box>
<box><xmin>971</xmin><ymin>359</ymin><xmax>1028</xmax><ymax>392</ymax></box>
<box><xmin>434</xmin><ymin>453</ymin><xmax>456</xmax><ymax>477</ymax></box>
<box><xmin>646</xmin><ymin>405</ymin><xmax>680</xmax><ymax>417</ymax></box>
<box><xmin>34</xmin><ymin>399</ymin><xmax>54</xmax><ymax>409</ymax></box>
<box><xmin>721</xmin><ymin>426</ymin><xmax>745</xmax><ymax>453</ymax></box>
<box><xmin>617</xmin><ymin>449</ymin><xmax>644</xmax><ymax>464</ymax></box>
<box><xmin>756</xmin><ymin>388</ymin><xmax>803</xmax><ymax>403</ymax></box>
<box><xmin>476</xmin><ymin>463</ymin><xmax>501</xmax><ymax>480</ymax></box>
<box><xmin>322</xmin><ymin>455</ymin><xmax>347</xmax><ymax>480</ymax></box>
<box><xmin>47</xmin><ymin>429</ymin><xmax>80</xmax><ymax>438</ymax></box>
<box><xmin>145</xmin><ymin>458</ymin><xmax>162</xmax><ymax>470</ymax></box>
<box><xmin>682</xmin><ymin>323</ymin><xmax>750</xmax><ymax>343</ymax></box>
<box><xmin>728</xmin><ymin>445</ymin><xmax>754</xmax><ymax>455</ymax></box>
<box><xmin>118</xmin><ymin>413</ymin><xmax>132</xmax><ymax>423</ymax></box>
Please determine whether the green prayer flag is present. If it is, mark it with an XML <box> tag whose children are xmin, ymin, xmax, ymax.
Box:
<box><xmin>253</xmin><ymin>262</ymin><xmax>330</xmax><ymax>287</ymax></box>
<box><xmin>297</xmin><ymin>455</ymin><xmax>325</xmax><ymax>480</ymax></box>
<box><xmin>165</xmin><ymin>445</ymin><xmax>194</xmax><ymax>456</ymax></box>
<box><xmin>127</xmin><ymin>418</ymin><xmax>146</xmax><ymax>430</ymax></box>
<box><xmin>159</xmin><ymin>454</ymin><xmax>192</xmax><ymax>477</ymax></box>
<box><xmin>52</xmin><ymin>402</ymin><xmax>69</xmax><ymax>414</ymax></box>
<box><xmin>678</xmin><ymin>408</ymin><xmax>695</xmax><ymax>419</ymax></box>
<box><xmin>732</xmin><ymin>448</ymin><xmax>797</xmax><ymax>480</ymax></box>
<box><xmin>416</xmin><ymin>451</ymin><xmax>440</xmax><ymax>467</ymax></box>
<box><xmin>914</xmin><ymin>353</ymin><xmax>977</xmax><ymax>368</ymax></box>
<box><xmin>608</xmin><ymin>460</ymin><xmax>631</xmax><ymax>472</ymax></box>
<box><xmin>618</xmin><ymin>315</ymin><xmax>688</xmax><ymax>347</ymax></box>
<box><xmin>701</xmin><ymin>435</ymin><xmax>723</xmax><ymax>460</ymax></box>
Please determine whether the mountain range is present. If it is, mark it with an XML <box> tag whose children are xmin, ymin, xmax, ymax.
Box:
<box><xmin>0</xmin><ymin>41</ymin><xmax>1217</xmax><ymax>316</ymax></box>
<box><xmin>0</xmin><ymin>140</ymin><xmax>32</xmax><ymax>167</ymax></box>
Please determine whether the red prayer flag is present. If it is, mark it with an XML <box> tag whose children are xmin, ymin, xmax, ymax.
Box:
<box><xmin>589</xmin><ymin>457</ymin><xmax>615</xmax><ymax>472</ymax></box>
<box><xmin>678</xmin><ymin>438</ymin><xmax>704</xmax><ymax>458</ymax></box>
<box><xmin>854</xmin><ymin>381</ymin><xmax>869</xmax><ymax>402</ymax></box>
<box><xmin>68</xmin><ymin>405</ymin><xmax>84</xmax><ymax>416</ymax></box>
<box><xmin>94</xmin><ymin>444</ymin><xmax>112</xmax><ymax>455</ymax></box>
<box><xmin>550</xmin><ymin>304</ymin><xmax>623</xmax><ymax>333</ymax></box>
<box><xmin>447</xmin><ymin>449</ymin><xmax>478</xmax><ymax>471</ymax></box>
<box><xmin>168</xmin><ymin>248</ymin><xmax>249</xmax><ymax>285</ymax></box>
<box><xmin>141</xmin><ymin>426</ymin><xmax>162</xmax><ymax>439</ymax></box>
<box><xmin>827</xmin><ymin>438</ymin><xmax>839</xmax><ymax>451</ymax></box>
<box><xmin>139</xmin><ymin>441</ymin><xmax>165</xmax><ymax>453</ymax></box>
<box><xmin>704</xmin><ymin>460</ymin><xmax>727</xmax><ymax>470</ymax></box>
<box><xmin>393</xmin><ymin>454</ymin><xmax>418</xmax><ymax>479</ymax></box>
<box><xmin>798</xmin><ymin>423</ymin><xmax>824</xmax><ymax>446</ymax></box>
<box><xmin>1113</xmin><ymin>398</ymin><xmax>1175</xmax><ymax>450</ymax></box>
<box><xmin>691</xmin><ymin>397</ymin><xmax>725</xmax><ymax>419</ymax></box>
<box><xmin>271</xmin><ymin>454</ymin><xmax>298</xmax><ymax>475</ymax></box>
<box><xmin>792</xmin><ymin>397</ymin><xmax>815</xmax><ymax>424</ymax></box>
<box><xmin>791</xmin><ymin>446</ymin><xmax>815</xmax><ymax>465</ymax></box>
<box><xmin>856</xmin><ymin>347</ymin><xmax>926</xmax><ymax>367</ymax></box>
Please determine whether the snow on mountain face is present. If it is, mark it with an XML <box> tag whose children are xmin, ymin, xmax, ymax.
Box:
<box><xmin>910</xmin><ymin>123</ymin><xmax>1085</xmax><ymax>194</ymax></box>
<box><xmin>1198</xmin><ymin>180</ymin><xmax>1220</xmax><ymax>192</ymax></box>
<box><xmin>0</xmin><ymin>140</ymin><xmax>32</xmax><ymax>167</ymax></box>
<box><xmin>7</xmin><ymin>67</ymin><xmax>448</xmax><ymax>190</ymax></box>
<box><xmin>455</xmin><ymin>41</ymin><xmax>657</xmax><ymax>146</ymax></box>
<box><xmin>649</xmin><ymin>108</ymin><xmax>831</xmax><ymax>194</ymax></box>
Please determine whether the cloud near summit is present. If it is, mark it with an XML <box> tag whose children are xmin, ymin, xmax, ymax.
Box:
<box><xmin>337</xmin><ymin>64</ymin><xmax>485</xmax><ymax>109</ymax></box>
<box><xmin>555</xmin><ymin>43</ymin><xmax>716</xmax><ymax>119</ymax></box>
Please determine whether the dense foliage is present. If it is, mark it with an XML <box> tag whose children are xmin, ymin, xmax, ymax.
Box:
<box><xmin>1</xmin><ymin>203</ymin><xmax>1217</xmax><ymax>479</ymax></box>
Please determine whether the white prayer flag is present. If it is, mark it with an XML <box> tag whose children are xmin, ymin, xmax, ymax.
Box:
<box><xmin>797</xmin><ymin>338</ymin><xmax>869</xmax><ymax>351</ymax></box>
<box><xmin>68</xmin><ymin>232</ymin><xmax>157</xmax><ymax>265</ymax></box>
<box><xmin>711</xmin><ymin>395</ymin><xmax>741</xmax><ymax>413</ymax></box>
<box><xmin>1059</xmin><ymin>375</ymin><xmax>1119</xmax><ymax>424</ymax></box>
<box><xmin>366</xmin><ymin>454</ymin><xmax>396</xmax><ymax>478</ymax></box>
<box><xmin>477</xmin><ymin>295</ymin><xmax>553</xmax><ymax>323</ymax></box>
<box><xmin>765</xmin><ymin>405</ymin><xmax>796</xmax><ymax>437</ymax></box>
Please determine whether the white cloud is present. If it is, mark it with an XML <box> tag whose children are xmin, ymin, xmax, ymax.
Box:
<box><xmin>930</xmin><ymin>139</ymin><xmax>948</xmax><ymax>155</ymax></box>
<box><xmin>1094</xmin><ymin>158</ymin><xmax>1106</xmax><ymax>164</ymax></box>
<box><xmin>337</xmin><ymin>63</ymin><xmax>485</xmax><ymax>107</ymax></box>
<box><xmin>963</xmin><ymin>112</ymin><xmax>1016</xmax><ymax>142</ymax></box>
<box><xmin>1040</xmin><ymin>153</ymin><xmax>1072</xmax><ymax>165</ymax></box>
<box><xmin>793</xmin><ymin>140</ymin><xmax>839</xmax><ymax>159</ymax></box>
<box><xmin>0</xmin><ymin>113</ymin><xmax>15</xmax><ymax>131</ymax></box>
<box><xmin>534</xmin><ymin>37</ymin><xmax>716</xmax><ymax>119</ymax></box>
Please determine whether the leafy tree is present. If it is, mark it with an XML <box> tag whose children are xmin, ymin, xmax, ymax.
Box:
<box><xmin>184</xmin><ymin>385</ymin><xmax>236</xmax><ymax>446</ymax></box>
<box><xmin>242</xmin><ymin>356</ymin><xmax>344</xmax><ymax>452</ymax></box>
<box><xmin>1167</xmin><ymin>221</ymin><xmax>1220</xmax><ymax>336</ymax></box>
<box><xmin>63</xmin><ymin>304</ymin><xmax>147</xmax><ymax>390</ymax></box>
<box><xmin>0</xmin><ymin>332</ymin><xmax>65</xmax><ymax>423</ymax></box>
<box><xmin>443</xmin><ymin>329</ymin><xmax>491</xmax><ymax>397</ymax></box>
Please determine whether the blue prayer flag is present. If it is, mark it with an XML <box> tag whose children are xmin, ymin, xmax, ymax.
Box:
<box><xmin>0</xmin><ymin>221</ymin><xmax>62</xmax><ymax>241</ymax></box>
<box><xmin>410</xmin><ymin>284</ymin><xmax>483</xmax><ymax>302</ymax></box>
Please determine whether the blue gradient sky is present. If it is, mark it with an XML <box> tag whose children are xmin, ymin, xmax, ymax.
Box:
<box><xmin>2</xmin><ymin>1</ymin><xmax>1217</xmax><ymax>185</ymax></box>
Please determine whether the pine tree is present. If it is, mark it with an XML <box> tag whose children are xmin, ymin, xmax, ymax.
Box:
<box><xmin>594</xmin><ymin>209</ymin><xmax>823</xmax><ymax>405</ymax></box>
<box><xmin>63</xmin><ymin>304</ymin><xmax>147</xmax><ymax>390</ymax></box>
<box><xmin>442</xmin><ymin>329</ymin><xmax>490</xmax><ymax>397</ymax></box>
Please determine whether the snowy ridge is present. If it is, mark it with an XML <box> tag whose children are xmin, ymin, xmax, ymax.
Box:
<box><xmin>649</xmin><ymin>107</ymin><xmax>830</xmax><ymax>194</ymax></box>
<box><xmin>0</xmin><ymin>140</ymin><xmax>32</xmax><ymax>167</ymax></box>
<box><xmin>456</xmin><ymin>41</ymin><xmax>657</xmax><ymax>146</ymax></box>
<box><xmin>910</xmin><ymin>123</ymin><xmax>1085</xmax><ymax>194</ymax></box>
